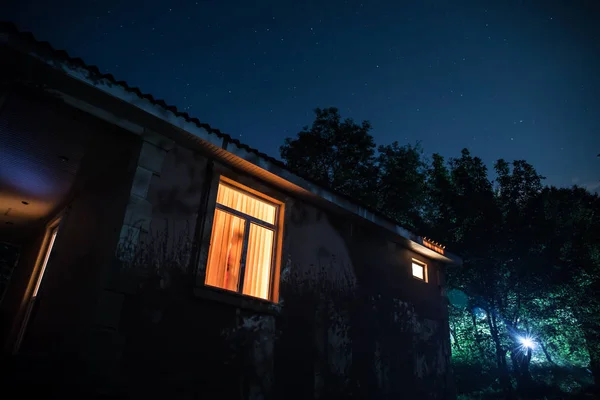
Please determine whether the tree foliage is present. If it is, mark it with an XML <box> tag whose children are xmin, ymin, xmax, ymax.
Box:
<box><xmin>376</xmin><ymin>141</ymin><xmax>427</xmax><ymax>230</ymax></box>
<box><xmin>280</xmin><ymin>107</ymin><xmax>378</xmax><ymax>207</ymax></box>
<box><xmin>281</xmin><ymin>107</ymin><xmax>600</xmax><ymax>398</ymax></box>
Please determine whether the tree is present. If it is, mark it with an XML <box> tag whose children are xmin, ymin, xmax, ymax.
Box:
<box><xmin>281</xmin><ymin>108</ymin><xmax>600</xmax><ymax>397</ymax></box>
<box><xmin>280</xmin><ymin>107</ymin><xmax>378</xmax><ymax>207</ymax></box>
<box><xmin>534</xmin><ymin>186</ymin><xmax>600</xmax><ymax>393</ymax></box>
<box><xmin>422</xmin><ymin>153</ymin><xmax>456</xmax><ymax>244</ymax></box>
<box><xmin>376</xmin><ymin>142</ymin><xmax>427</xmax><ymax>230</ymax></box>
<box><xmin>440</xmin><ymin>150</ymin><xmax>518</xmax><ymax>396</ymax></box>
<box><xmin>491</xmin><ymin>160</ymin><xmax>547</xmax><ymax>395</ymax></box>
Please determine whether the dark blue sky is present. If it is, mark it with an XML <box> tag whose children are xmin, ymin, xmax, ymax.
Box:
<box><xmin>5</xmin><ymin>0</ymin><xmax>600</xmax><ymax>191</ymax></box>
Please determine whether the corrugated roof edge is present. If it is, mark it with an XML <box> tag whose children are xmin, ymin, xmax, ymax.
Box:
<box><xmin>0</xmin><ymin>21</ymin><xmax>462</xmax><ymax>265</ymax></box>
<box><xmin>0</xmin><ymin>22</ymin><xmax>281</xmax><ymax>166</ymax></box>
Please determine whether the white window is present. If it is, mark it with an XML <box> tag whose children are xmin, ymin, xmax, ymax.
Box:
<box><xmin>204</xmin><ymin>179</ymin><xmax>281</xmax><ymax>301</ymax></box>
<box><xmin>412</xmin><ymin>260</ymin><xmax>427</xmax><ymax>282</ymax></box>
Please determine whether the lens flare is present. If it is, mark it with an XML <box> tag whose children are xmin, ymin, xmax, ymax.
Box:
<box><xmin>518</xmin><ymin>336</ymin><xmax>535</xmax><ymax>350</ymax></box>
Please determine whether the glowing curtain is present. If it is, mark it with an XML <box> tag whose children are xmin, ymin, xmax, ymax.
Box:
<box><xmin>242</xmin><ymin>224</ymin><xmax>274</xmax><ymax>299</ymax></box>
<box><xmin>205</xmin><ymin>182</ymin><xmax>277</xmax><ymax>300</ymax></box>
<box><xmin>205</xmin><ymin>209</ymin><xmax>246</xmax><ymax>292</ymax></box>
<box><xmin>216</xmin><ymin>184</ymin><xmax>276</xmax><ymax>224</ymax></box>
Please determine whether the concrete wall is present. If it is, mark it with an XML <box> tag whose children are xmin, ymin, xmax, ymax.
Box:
<box><xmin>144</xmin><ymin>143</ymin><xmax>209</xmax><ymax>266</ymax></box>
<box><xmin>111</xmin><ymin>149</ymin><xmax>453</xmax><ymax>399</ymax></box>
<box><xmin>277</xmin><ymin>192</ymin><xmax>452</xmax><ymax>399</ymax></box>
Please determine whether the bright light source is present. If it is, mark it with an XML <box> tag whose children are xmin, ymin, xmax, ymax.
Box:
<box><xmin>519</xmin><ymin>336</ymin><xmax>535</xmax><ymax>349</ymax></box>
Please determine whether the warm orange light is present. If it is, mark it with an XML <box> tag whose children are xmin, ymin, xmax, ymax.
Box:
<box><xmin>242</xmin><ymin>224</ymin><xmax>274</xmax><ymax>299</ymax></box>
<box><xmin>216</xmin><ymin>183</ymin><xmax>276</xmax><ymax>224</ymax></box>
<box><xmin>423</xmin><ymin>237</ymin><xmax>445</xmax><ymax>255</ymax></box>
<box><xmin>14</xmin><ymin>222</ymin><xmax>60</xmax><ymax>354</ymax></box>
<box><xmin>205</xmin><ymin>181</ymin><xmax>278</xmax><ymax>301</ymax></box>
<box><xmin>412</xmin><ymin>262</ymin><xmax>425</xmax><ymax>280</ymax></box>
<box><xmin>205</xmin><ymin>209</ymin><xmax>246</xmax><ymax>292</ymax></box>
<box><xmin>33</xmin><ymin>226</ymin><xmax>59</xmax><ymax>297</ymax></box>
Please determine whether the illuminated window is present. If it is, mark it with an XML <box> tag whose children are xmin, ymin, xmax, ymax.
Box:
<box><xmin>412</xmin><ymin>260</ymin><xmax>427</xmax><ymax>282</ymax></box>
<box><xmin>204</xmin><ymin>180</ymin><xmax>280</xmax><ymax>301</ymax></box>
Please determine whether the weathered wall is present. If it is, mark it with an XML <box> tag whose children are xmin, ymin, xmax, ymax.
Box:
<box><xmin>144</xmin><ymin>143</ymin><xmax>209</xmax><ymax>266</ymax></box>
<box><xmin>114</xmin><ymin>155</ymin><xmax>453</xmax><ymax>400</ymax></box>
<box><xmin>277</xmin><ymin>197</ymin><xmax>452</xmax><ymax>400</ymax></box>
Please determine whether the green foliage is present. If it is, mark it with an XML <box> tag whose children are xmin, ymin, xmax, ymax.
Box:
<box><xmin>281</xmin><ymin>108</ymin><xmax>600</xmax><ymax>398</ymax></box>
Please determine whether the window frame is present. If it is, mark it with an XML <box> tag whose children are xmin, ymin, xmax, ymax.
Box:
<box><xmin>411</xmin><ymin>258</ymin><xmax>428</xmax><ymax>282</ymax></box>
<box><xmin>202</xmin><ymin>175</ymin><xmax>284</xmax><ymax>302</ymax></box>
<box><xmin>14</xmin><ymin>214</ymin><xmax>63</xmax><ymax>353</ymax></box>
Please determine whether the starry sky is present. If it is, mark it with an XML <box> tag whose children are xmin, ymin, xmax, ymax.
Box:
<box><xmin>5</xmin><ymin>0</ymin><xmax>600</xmax><ymax>191</ymax></box>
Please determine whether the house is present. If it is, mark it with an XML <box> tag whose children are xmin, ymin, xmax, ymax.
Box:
<box><xmin>0</xmin><ymin>22</ymin><xmax>461</xmax><ymax>399</ymax></box>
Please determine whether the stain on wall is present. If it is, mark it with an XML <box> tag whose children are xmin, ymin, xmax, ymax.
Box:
<box><xmin>277</xmin><ymin>197</ymin><xmax>452</xmax><ymax>399</ymax></box>
<box><xmin>3</xmin><ymin>116</ymin><xmax>453</xmax><ymax>398</ymax></box>
<box><xmin>144</xmin><ymin>145</ymin><xmax>209</xmax><ymax>271</ymax></box>
<box><xmin>111</xmin><ymin>159</ymin><xmax>454</xmax><ymax>399</ymax></box>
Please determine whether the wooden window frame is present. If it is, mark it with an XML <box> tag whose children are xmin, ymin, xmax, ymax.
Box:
<box><xmin>13</xmin><ymin>214</ymin><xmax>63</xmax><ymax>353</ymax></box>
<box><xmin>197</xmin><ymin>172</ymin><xmax>285</xmax><ymax>303</ymax></box>
<box><xmin>411</xmin><ymin>258</ymin><xmax>428</xmax><ymax>282</ymax></box>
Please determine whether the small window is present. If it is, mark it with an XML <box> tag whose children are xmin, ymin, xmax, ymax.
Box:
<box><xmin>412</xmin><ymin>260</ymin><xmax>427</xmax><ymax>282</ymax></box>
<box><xmin>204</xmin><ymin>180</ymin><xmax>281</xmax><ymax>301</ymax></box>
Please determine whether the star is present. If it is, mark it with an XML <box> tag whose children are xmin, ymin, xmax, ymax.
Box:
<box><xmin>11</xmin><ymin>0</ymin><xmax>590</xmax><ymax>198</ymax></box>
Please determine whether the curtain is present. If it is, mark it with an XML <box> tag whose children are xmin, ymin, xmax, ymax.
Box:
<box><xmin>217</xmin><ymin>183</ymin><xmax>276</xmax><ymax>224</ymax></box>
<box><xmin>242</xmin><ymin>223</ymin><xmax>274</xmax><ymax>300</ymax></box>
<box><xmin>206</xmin><ymin>182</ymin><xmax>277</xmax><ymax>300</ymax></box>
<box><xmin>205</xmin><ymin>209</ymin><xmax>246</xmax><ymax>292</ymax></box>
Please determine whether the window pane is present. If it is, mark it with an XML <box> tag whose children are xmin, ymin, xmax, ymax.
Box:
<box><xmin>217</xmin><ymin>183</ymin><xmax>276</xmax><ymax>224</ymax></box>
<box><xmin>412</xmin><ymin>262</ymin><xmax>425</xmax><ymax>280</ymax></box>
<box><xmin>242</xmin><ymin>223</ymin><xmax>274</xmax><ymax>300</ymax></box>
<box><xmin>205</xmin><ymin>209</ymin><xmax>246</xmax><ymax>292</ymax></box>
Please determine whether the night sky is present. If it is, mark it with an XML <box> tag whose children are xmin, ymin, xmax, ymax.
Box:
<box><xmin>5</xmin><ymin>0</ymin><xmax>600</xmax><ymax>191</ymax></box>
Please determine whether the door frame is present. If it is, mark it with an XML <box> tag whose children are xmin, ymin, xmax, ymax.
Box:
<box><xmin>12</xmin><ymin>213</ymin><xmax>64</xmax><ymax>354</ymax></box>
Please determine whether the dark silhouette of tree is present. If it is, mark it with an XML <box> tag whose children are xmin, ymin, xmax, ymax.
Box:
<box><xmin>422</xmin><ymin>153</ymin><xmax>456</xmax><ymax>243</ymax></box>
<box><xmin>533</xmin><ymin>186</ymin><xmax>600</xmax><ymax>395</ymax></box>
<box><xmin>280</xmin><ymin>107</ymin><xmax>378</xmax><ymax>207</ymax></box>
<box><xmin>376</xmin><ymin>141</ymin><xmax>427</xmax><ymax>230</ymax></box>
<box><xmin>281</xmin><ymin>108</ymin><xmax>600</xmax><ymax>398</ymax></box>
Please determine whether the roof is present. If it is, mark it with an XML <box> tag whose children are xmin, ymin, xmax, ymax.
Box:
<box><xmin>0</xmin><ymin>22</ymin><xmax>280</xmax><ymax>166</ymax></box>
<box><xmin>0</xmin><ymin>21</ymin><xmax>461</xmax><ymax>265</ymax></box>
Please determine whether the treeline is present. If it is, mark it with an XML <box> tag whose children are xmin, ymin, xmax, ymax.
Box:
<box><xmin>280</xmin><ymin>107</ymin><xmax>600</xmax><ymax>399</ymax></box>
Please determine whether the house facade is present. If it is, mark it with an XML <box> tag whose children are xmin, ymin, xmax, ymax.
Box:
<box><xmin>0</xmin><ymin>23</ymin><xmax>461</xmax><ymax>399</ymax></box>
